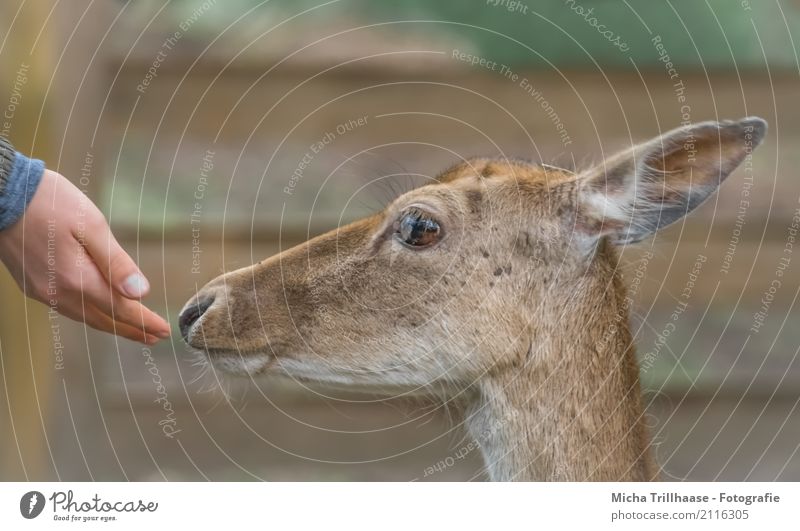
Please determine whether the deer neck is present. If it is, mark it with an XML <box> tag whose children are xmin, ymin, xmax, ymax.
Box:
<box><xmin>464</xmin><ymin>249</ymin><xmax>657</xmax><ymax>481</ymax></box>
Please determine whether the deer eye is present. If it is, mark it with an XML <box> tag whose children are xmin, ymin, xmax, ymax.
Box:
<box><xmin>395</xmin><ymin>208</ymin><xmax>441</xmax><ymax>248</ymax></box>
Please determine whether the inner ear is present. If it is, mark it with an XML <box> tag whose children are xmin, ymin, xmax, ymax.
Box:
<box><xmin>578</xmin><ymin>117</ymin><xmax>767</xmax><ymax>245</ymax></box>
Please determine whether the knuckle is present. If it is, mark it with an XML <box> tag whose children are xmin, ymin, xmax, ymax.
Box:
<box><xmin>89</xmin><ymin>210</ymin><xmax>108</xmax><ymax>229</ymax></box>
<box><xmin>109</xmin><ymin>251</ymin><xmax>131</xmax><ymax>273</ymax></box>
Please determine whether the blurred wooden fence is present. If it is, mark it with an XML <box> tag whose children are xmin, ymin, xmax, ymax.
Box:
<box><xmin>2</xmin><ymin>0</ymin><xmax>800</xmax><ymax>480</ymax></box>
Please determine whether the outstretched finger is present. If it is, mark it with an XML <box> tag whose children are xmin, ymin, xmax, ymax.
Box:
<box><xmin>77</xmin><ymin>260</ymin><xmax>171</xmax><ymax>338</ymax></box>
<box><xmin>59</xmin><ymin>301</ymin><xmax>161</xmax><ymax>344</ymax></box>
<box><xmin>78</xmin><ymin>220</ymin><xmax>151</xmax><ymax>299</ymax></box>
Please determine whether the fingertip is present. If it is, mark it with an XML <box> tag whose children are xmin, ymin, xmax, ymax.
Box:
<box><xmin>121</xmin><ymin>273</ymin><xmax>150</xmax><ymax>298</ymax></box>
<box><xmin>149</xmin><ymin>313</ymin><xmax>171</xmax><ymax>337</ymax></box>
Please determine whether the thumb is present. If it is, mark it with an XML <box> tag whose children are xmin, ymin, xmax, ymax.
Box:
<box><xmin>81</xmin><ymin>220</ymin><xmax>150</xmax><ymax>299</ymax></box>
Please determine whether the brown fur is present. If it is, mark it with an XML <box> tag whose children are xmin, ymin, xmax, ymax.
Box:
<box><xmin>181</xmin><ymin>118</ymin><xmax>766</xmax><ymax>481</ymax></box>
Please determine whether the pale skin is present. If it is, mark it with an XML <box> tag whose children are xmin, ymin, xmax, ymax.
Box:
<box><xmin>0</xmin><ymin>169</ymin><xmax>171</xmax><ymax>344</ymax></box>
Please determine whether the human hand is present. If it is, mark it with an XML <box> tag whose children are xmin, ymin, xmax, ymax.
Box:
<box><xmin>0</xmin><ymin>169</ymin><xmax>171</xmax><ymax>344</ymax></box>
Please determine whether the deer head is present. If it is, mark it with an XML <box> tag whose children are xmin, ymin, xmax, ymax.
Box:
<box><xmin>180</xmin><ymin>117</ymin><xmax>766</xmax><ymax>480</ymax></box>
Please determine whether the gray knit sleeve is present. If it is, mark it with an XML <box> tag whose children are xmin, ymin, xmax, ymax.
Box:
<box><xmin>0</xmin><ymin>136</ymin><xmax>45</xmax><ymax>231</ymax></box>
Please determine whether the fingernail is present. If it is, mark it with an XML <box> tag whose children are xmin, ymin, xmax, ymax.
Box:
<box><xmin>145</xmin><ymin>334</ymin><xmax>160</xmax><ymax>345</ymax></box>
<box><xmin>123</xmin><ymin>273</ymin><xmax>150</xmax><ymax>298</ymax></box>
<box><xmin>155</xmin><ymin>327</ymin><xmax>171</xmax><ymax>339</ymax></box>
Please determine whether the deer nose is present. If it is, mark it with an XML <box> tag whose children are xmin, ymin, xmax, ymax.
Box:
<box><xmin>179</xmin><ymin>295</ymin><xmax>215</xmax><ymax>341</ymax></box>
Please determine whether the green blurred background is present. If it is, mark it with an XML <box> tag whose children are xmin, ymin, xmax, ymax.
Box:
<box><xmin>1</xmin><ymin>0</ymin><xmax>800</xmax><ymax>480</ymax></box>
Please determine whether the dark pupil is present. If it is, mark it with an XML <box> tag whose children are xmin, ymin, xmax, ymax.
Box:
<box><xmin>399</xmin><ymin>212</ymin><xmax>439</xmax><ymax>246</ymax></box>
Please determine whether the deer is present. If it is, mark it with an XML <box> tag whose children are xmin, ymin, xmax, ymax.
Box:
<box><xmin>179</xmin><ymin>117</ymin><xmax>766</xmax><ymax>481</ymax></box>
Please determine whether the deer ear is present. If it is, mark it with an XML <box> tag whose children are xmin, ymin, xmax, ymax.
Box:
<box><xmin>576</xmin><ymin>117</ymin><xmax>767</xmax><ymax>245</ymax></box>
